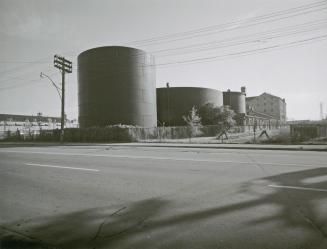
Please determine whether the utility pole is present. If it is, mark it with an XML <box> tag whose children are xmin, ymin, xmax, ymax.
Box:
<box><xmin>166</xmin><ymin>82</ymin><xmax>170</xmax><ymax>126</ymax></box>
<box><xmin>54</xmin><ymin>55</ymin><xmax>72</xmax><ymax>143</ymax></box>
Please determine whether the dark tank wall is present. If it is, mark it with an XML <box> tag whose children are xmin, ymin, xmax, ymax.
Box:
<box><xmin>223</xmin><ymin>91</ymin><xmax>246</xmax><ymax>114</ymax></box>
<box><xmin>78</xmin><ymin>46</ymin><xmax>157</xmax><ymax>128</ymax></box>
<box><xmin>157</xmin><ymin>87</ymin><xmax>223</xmax><ymax>126</ymax></box>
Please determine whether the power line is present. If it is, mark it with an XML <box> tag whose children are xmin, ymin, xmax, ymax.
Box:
<box><xmin>2</xmin><ymin>32</ymin><xmax>325</xmax><ymax>93</ymax></box>
<box><xmin>2</xmin><ymin>2</ymin><xmax>327</xmax><ymax>91</ymax></box>
<box><xmin>128</xmin><ymin>0</ymin><xmax>327</xmax><ymax>46</ymax></box>
<box><xmin>0</xmin><ymin>50</ymin><xmax>76</xmax><ymax>77</ymax></box>
<box><xmin>1</xmin><ymin>2</ymin><xmax>325</xmax><ymax>81</ymax></box>
<box><xmin>0</xmin><ymin>72</ymin><xmax>60</xmax><ymax>91</ymax></box>
<box><xmin>75</xmin><ymin>22</ymin><xmax>327</xmax><ymax>68</ymax></box>
<box><xmin>137</xmin><ymin>7</ymin><xmax>327</xmax><ymax>46</ymax></box>
<box><xmin>155</xmin><ymin>34</ymin><xmax>327</xmax><ymax>67</ymax></box>
<box><xmin>0</xmin><ymin>67</ymin><xmax>59</xmax><ymax>85</ymax></box>
<box><xmin>150</xmin><ymin>19</ymin><xmax>327</xmax><ymax>54</ymax></box>
<box><xmin>152</xmin><ymin>20</ymin><xmax>327</xmax><ymax>57</ymax></box>
<box><xmin>0</xmin><ymin>61</ymin><xmax>48</xmax><ymax>64</ymax></box>
<box><xmin>51</xmin><ymin>33</ymin><xmax>327</xmax><ymax>82</ymax></box>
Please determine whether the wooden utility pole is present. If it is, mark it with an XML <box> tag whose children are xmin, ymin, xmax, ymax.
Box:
<box><xmin>166</xmin><ymin>82</ymin><xmax>170</xmax><ymax>126</ymax></box>
<box><xmin>54</xmin><ymin>55</ymin><xmax>72</xmax><ymax>143</ymax></box>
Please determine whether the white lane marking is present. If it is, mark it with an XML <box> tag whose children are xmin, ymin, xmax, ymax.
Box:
<box><xmin>0</xmin><ymin>149</ymin><xmax>325</xmax><ymax>167</ymax></box>
<box><xmin>25</xmin><ymin>163</ymin><xmax>99</xmax><ymax>172</ymax></box>
<box><xmin>268</xmin><ymin>184</ymin><xmax>327</xmax><ymax>193</ymax></box>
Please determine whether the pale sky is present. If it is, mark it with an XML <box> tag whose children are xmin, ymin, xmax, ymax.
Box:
<box><xmin>0</xmin><ymin>0</ymin><xmax>326</xmax><ymax>120</ymax></box>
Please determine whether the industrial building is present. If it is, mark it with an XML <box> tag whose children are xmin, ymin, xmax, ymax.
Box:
<box><xmin>78</xmin><ymin>46</ymin><xmax>157</xmax><ymax>128</ymax></box>
<box><xmin>223</xmin><ymin>87</ymin><xmax>246</xmax><ymax>114</ymax></box>
<box><xmin>156</xmin><ymin>86</ymin><xmax>223</xmax><ymax>126</ymax></box>
<box><xmin>246</xmin><ymin>92</ymin><xmax>287</xmax><ymax>123</ymax></box>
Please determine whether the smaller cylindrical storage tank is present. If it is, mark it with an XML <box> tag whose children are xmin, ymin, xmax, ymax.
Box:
<box><xmin>78</xmin><ymin>46</ymin><xmax>157</xmax><ymax>128</ymax></box>
<box><xmin>157</xmin><ymin>87</ymin><xmax>223</xmax><ymax>126</ymax></box>
<box><xmin>223</xmin><ymin>89</ymin><xmax>246</xmax><ymax>114</ymax></box>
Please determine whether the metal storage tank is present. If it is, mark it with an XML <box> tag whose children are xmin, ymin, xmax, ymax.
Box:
<box><xmin>78</xmin><ymin>46</ymin><xmax>157</xmax><ymax>128</ymax></box>
<box><xmin>157</xmin><ymin>86</ymin><xmax>223</xmax><ymax>126</ymax></box>
<box><xmin>223</xmin><ymin>88</ymin><xmax>246</xmax><ymax>114</ymax></box>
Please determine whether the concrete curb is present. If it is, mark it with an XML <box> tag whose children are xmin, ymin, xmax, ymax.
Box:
<box><xmin>106</xmin><ymin>143</ymin><xmax>327</xmax><ymax>152</ymax></box>
<box><xmin>0</xmin><ymin>142</ymin><xmax>326</xmax><ymax>152</ymax></box>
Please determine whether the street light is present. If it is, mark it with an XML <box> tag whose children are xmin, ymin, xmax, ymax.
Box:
<box><xmin>40</xmin><ymin>72</ymin><xmax>62</xmax><ymax>100</ymax></box>
<box><xmin>40</xmin><ymin>72</ymin><xmax>63</xmax><ymax>141</ymax></box>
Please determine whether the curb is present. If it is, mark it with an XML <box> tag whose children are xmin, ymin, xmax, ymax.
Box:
<box><xmin>0</xmin><ymin>142</ymin><xmax>326</xmax><ymax>152</ymax></box>
<box><xmin>105</xmin><ymin>143</ymin><xmax>327</xmax><ymax>152</ymax></box>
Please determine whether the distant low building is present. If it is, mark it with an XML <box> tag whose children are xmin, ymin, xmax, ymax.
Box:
<box><xmin>246</xmin><ymin>92</ymin><xmax>287</xmax><ymax>123</ymax></box>
<box><xmin>286</xmin><ymin>120</ymin><xmax>311</xmax><ymax>125</ymax></box>
<box><xmin>0</xmin><ymin>113</ymin><xmax>61</xmax><ymax>123</ymax></box>
<box><xmin>290</xmin><ymin>122</ymin><xmax>327</xmax><ymax>139</ymax></box>
<box><xmin>0</xmin><ymin>113</ymin><xmax>77</xmax><ymax>136</ymax></box>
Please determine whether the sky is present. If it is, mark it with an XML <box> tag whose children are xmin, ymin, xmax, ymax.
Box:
<box><xmin>0</xmin><ymin>0</ymin><xmax>326</xmax><ymax>121</ymax></box>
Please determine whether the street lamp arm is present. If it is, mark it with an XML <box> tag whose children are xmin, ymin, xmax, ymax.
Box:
<box><xmin>40</xmin><ymin>72</ymin><xmax>62</xmax><ymax>100</ymax></box>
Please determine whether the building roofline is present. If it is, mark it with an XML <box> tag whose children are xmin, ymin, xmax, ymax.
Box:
<box><xmin>246</xmin><ymin>92</ymin><xmax>285</xmax><ymax>101</ymax></box>
<box><xmin>260</xmin><ymin>92</ymin><xmax>285</xmax><ymax>100</ymax></box>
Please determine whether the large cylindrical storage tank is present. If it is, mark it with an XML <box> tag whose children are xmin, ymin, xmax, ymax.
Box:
<box><xmin>157</xmin><ymin>87</ymin><xmax>223</xmax><ymax>126</ymax></box>
<box><xmin>78</xmin><ymin>46</ymin><xmax>157</xmax><ymax>128</ymax></box>
<box><xmin>223</xmin><ymin>90</ymin><xmax>246</xmax><ymax>114</ymax></box>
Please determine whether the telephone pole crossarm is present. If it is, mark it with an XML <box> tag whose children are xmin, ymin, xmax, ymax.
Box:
<box><xmin>54</xmin><ymin>55</ymin><xmax>72</xmax><ymax>73</ymax></box>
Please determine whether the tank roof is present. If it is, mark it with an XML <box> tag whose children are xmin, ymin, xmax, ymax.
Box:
<box><xmin>157</xmin><ymin>86</ymin><xmax>221</xmax><ymax>92</ymax></box>
<box><xmin>78</xmin><ymin>46</ymin><xmax>150</xmax><ymax>57</ymax></box>
<box><xmin>223</xmin><ymin>91</ymin><xmax>245</xmax><ymax>95</ymax></box>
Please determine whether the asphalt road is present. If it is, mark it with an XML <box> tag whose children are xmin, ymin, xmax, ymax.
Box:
<box><xmin>0</xmin><ymin>145</ymin><xmax>327</xmax><ymax>249</ymax></box>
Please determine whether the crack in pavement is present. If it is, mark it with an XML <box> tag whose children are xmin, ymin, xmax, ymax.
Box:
<box><xmin>92</xmin><ymin>206</ymin><xmax>127</xmax><ymax>241</ymax></box>
<box><xmin>100</xmin><ymin>218</ymin><xmax>147</xmax><ymax>240</ymax></box>
<box><xmin>297</xmin><ymin>209</ymin><xmax>327</xmax><ymax>240</ymax></box>
<box><xmin>0</xmin><ymin>225</ymin><xmax>58</xmax><ymax>249</ymax></box>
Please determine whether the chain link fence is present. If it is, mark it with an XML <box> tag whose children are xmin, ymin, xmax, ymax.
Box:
<box><xmin>0</xmin><ymin>123</ymin><xmax>286</xmax><ymax>143</ymax></box>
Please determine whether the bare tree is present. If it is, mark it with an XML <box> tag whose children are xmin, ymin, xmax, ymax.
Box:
<box><xmin>183</xmin><ymin>106</ymin><xmax>203</xmax><ymax>137</ymax></box>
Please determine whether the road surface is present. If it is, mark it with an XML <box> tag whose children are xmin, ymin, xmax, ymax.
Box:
<box><xmin>1</xmin><ymin>145</ymin><xmax>327</xmax><ymax>249</ymax></box>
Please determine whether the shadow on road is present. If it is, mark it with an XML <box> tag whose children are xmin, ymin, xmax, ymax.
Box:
<box><xmin>1</xmin><ymin>168</ymin><xmax>327</xmax><ymax>249</ymax></box>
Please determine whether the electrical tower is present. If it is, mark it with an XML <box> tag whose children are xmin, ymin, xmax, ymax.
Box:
<box><xmin>320</xmin><ymin>102</ymin><xmax>324</xmax><ymax>120</ymax></box>
<box><xmin>54</xmin><ymin>55</ymin><xmax>72</xmax><ymax>142</ymax></box>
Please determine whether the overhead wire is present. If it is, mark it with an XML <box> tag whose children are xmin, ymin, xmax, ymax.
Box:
<box><xmin>3</xmin><ymin>31</ymin><xmax>326</xmax><ymax>92</ymax></box>
<box><xmin>1</xmin><ymin>0</ymin><xmax>325</xmax><ymax>77</ymax></box>
<box><xmin>134</xmin><ymin>7</ymin><xmax>327</xmax><ymax>46</ymax></box>
<box><xmin>0</xmin><ymin>72</ymin><xmax>61</xmax><ymax>91</ymax></box>
<box><xmin>154</xmin><ymin>27</ymin><xmax>327</xmax><ymax>58</ymax></box>
<box><xmin>1</xmin><ymin>1</ymin><xmax>326</xmax><ymax>91</ymax></box>
<box><xmin>128</xmin><ymin>0</ymin><xmax>327</xmax><ymax>46</ymax></box>
<box><xmin>65</xmin><ymin>33</ymin><xmax>327</xmax><ymax>80</ymax></box>
<box><xmin>155</xmin><ymin>34</ymin><xmax>327</xmax><ymax>67</ymax></box>
<box><xmin>0</xmin><ymin>50</ymin><xmax>76</xmax><ymax>77</ymax></box>
<box><xmin>150</xmin><ymin>19</ymin><xmax>327</xmax><ymax>56</ymax></box>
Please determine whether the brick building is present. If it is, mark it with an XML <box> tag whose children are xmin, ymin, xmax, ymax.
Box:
<box><xmin>246</xmin><ymin>92</ymin><xmax>287</xmax><ymax>123</ymax></box>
